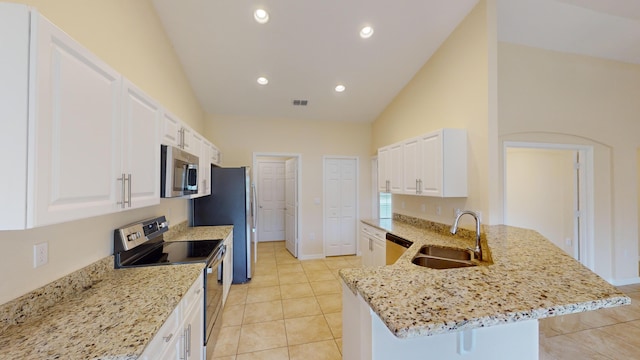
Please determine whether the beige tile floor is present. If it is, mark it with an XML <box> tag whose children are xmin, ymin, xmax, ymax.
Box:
<box><xmin>212</xmin><ymin>240</ymin><xmax>640</xmax><ymax>360</ymax></box>
<box><xmin>540</xmin><ymin>283</ymin><xmax>640</xmax><ymax>359</ymax></box>
<box><xmin>212</xmin><ymin>241</ymin><xmax>360</xmax><ymax>360</ymax></box>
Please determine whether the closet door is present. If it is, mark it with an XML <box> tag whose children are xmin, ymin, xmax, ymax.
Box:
<box><xmin>324</xmin><ymin>157</ymin><xmax>358</xmax><ymax>256</ymax></box>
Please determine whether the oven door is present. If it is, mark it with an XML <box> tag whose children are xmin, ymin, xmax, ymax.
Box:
<box><xmin>205</xmin><ymin>244</ymin><xmax>225</xmax><ymax>359</ymax></box>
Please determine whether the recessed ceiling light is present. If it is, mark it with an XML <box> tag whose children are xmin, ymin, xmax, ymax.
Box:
<box><xmin>335</xmin><ymin>84</ymin><xmax>346</xmax><ymax>93</ymax></box>
<box><xmin>360</xmin><ymin>26</ymin><xmax>374</xmax><ymax>39</ymax></box>
<box><xmin>254</xmin><ymin>9</ymin><xmax>269</xmax><ymax>24</ymax></box>
<box><xmin>257</xmin><ymin>77</ymin><xmax>269</xmax><ymax>85</ymax></box>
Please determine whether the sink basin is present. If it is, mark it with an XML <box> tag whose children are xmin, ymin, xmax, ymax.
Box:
<box><xmin>412</xmin><ymin>255</ymin><xmax>477</xmax><ymax>269</ymax></box>
<box><xmin>419</xmin><ymin>245</ymin><xmax>473</xmax><ymax>261</ymax></box>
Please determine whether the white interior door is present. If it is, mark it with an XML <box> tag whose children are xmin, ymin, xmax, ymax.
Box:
<box><xmin>257</xmin><ymin>160</ymin><xmax>285</xmax><ymax>241</ymax></box>
<box><xmin>324</xmin><ymin>157</ymin><xmax>358</xmax><ymax>256</ymax></box>
<box><xmin>285</xmin><ymin>158</ymin><xmax>298</xmax><ymax>257</ymax></box>
<box><xmin>505</xmin><ymin>148</ymin><xmax>579</xmax><ymax>259</ymax></box>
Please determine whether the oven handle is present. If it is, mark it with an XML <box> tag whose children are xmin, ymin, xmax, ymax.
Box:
<box><xmin>206</xmin><ymin>245</ymin><xmax>226</xmax><ymax>274</ymax></box>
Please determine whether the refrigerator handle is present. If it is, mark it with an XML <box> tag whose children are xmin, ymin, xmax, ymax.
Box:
<box><xmin>251</xmin><ymin>182</ymin><xmax>258</xmax><ymax>229</ymax></box>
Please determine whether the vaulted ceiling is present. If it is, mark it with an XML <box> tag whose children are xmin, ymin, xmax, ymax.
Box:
<box><xmin>152</xmin><ymin>0</ymin><xmax>640</xmax><ymax>123</ymax></box>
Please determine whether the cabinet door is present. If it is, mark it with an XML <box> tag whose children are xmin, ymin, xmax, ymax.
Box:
<box><xmin>377</xmin><ymin>147</ymin><xmax>390</xmax><ymax>192</ymax></box>
<box><xmin>0</xmin><ymin>4</ymin><xmax>30</xmax><ymax>229</ymax></box>
<box><xmin>372</xmin><ymin>238</ymin><xmax>386</xmax><ymax>267</ymax></box>
<box><xmin>402</xmin><ymin>137</ymin><xmax>420</xmax><ymax>195</ymax></box>
<box><xmin>182</xmin><ymin>126</ymin><xmax>194</xmax><ymax>154</ymax></box>
<box><xmin>162</xmin><ymin>111</ymin><xmax>181</xmax><ymax>147</ymax></box>
<box><xmin>211</xmin><ymin>144</ymin><xmax>221</xmax><ymax>166</ymax></box>
<box><xmin>389</xmin><ymin>143</ymin><xmax>403</xmax><ymax>193</ymax></box>
<box><xmin>121</xmin><ymin>79</ymin><xmax>161</xmax><ymax>209</ymax></box>
<box><xmin>360</xmin><ymin>226</ymin><xmax>372</xmax><ymax>267</ymax></box>
<box><xmin>31</xmin><ymin>14</ymin><xmax>121</xmax><ymax>227</ymax></box>
<box><xmin>418</xmin><ymin>132</ymin><xmax>443</xmax><ymax>197</ymax></box>
<box><xmin>200</xmin><ymin>140</ymin><xmax>211</xmax><ymax>197</ymax></box>
<box><xmin>183</xmin><ymin>298</ymin><xmax>204</xmax><ymax>360</ymax></box>
<box><xmin>222</xmin><ymin>232</ymin><xmax>233</xmax><ymax>304</ymax></box>
<box><xmin>189</xmin><ymin>133</ymin><xmax>204</xmax><ymax>199</ymax></box>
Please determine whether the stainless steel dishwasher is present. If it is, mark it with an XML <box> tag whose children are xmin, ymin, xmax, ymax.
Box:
<box><xmin>385</xmin><ymin>233</ymin><xmax>413</xmax><ymax>265</ymax></box>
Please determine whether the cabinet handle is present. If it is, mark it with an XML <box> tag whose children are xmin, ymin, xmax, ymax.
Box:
<box><xmin>386</xmin><ymin>180</ymin><xmax>390</xmax><ymax>193</ymax></box>
<box><xmin>419</xmin><ymin>179</ymin><xmax>423</xmax><ymax>194</ymax></box>
<box><xmin>186</xmin><ymin>324</ymin><xmax>191</xmax><ymax>357</ymax></box>
<box><xmin>416</xmin><ymin>179</ymin><xmax>419</xmax><ymax>194</ymax></box>
<box><xmin>163</xmin><ymin>333</ymin><xmax>173</xmax><ymax>342</ymax></box>
<box><xmin>127</xmin><ymin>174</ymin><xmax>132</xmax><ymax>207</ymax></box>
<box><xmin>117</xmin><ymin>174</ymin><xmax>126</xmax><ymax>208</ymax></box>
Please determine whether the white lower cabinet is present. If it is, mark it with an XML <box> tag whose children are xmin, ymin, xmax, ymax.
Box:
<box><xmin>342</xmin><ymin>280</ymin><xmax>539</xmax><ymax>360</ymax></box>
<box><xmin>141</xmin><ymin>273</ymin><xmax>204</xmax><ymax>360</ymax></box>
<box><xmin>222</xmin><ymin>230</ymin><xmax>234</xmax><ymax>305</ymax></box>
<box><xmin>360</xmin><ymin>223</ymin><xmax>386</xmax><ymax>267</ymax></box>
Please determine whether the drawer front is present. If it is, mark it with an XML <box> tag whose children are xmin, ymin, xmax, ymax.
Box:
<box><xmin>141</xmin><ymin>305</ymin><xmax>181</xmax><ymax>359</ymax></box>
<box><xmin>362</xmin><ymin>224</ymin><xmax>385</xmax><ymax>240</ymax></box>
<box><xmin>182</xmin><ymin>272</ymin><xmax>204</xmax><ymax>315</ymax></box>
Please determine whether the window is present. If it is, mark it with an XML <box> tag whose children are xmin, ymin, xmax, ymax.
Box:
<box><xmin>379</xmin><ymin>193</ymin><xmax>392</xmax><ymax>219</ymax></box>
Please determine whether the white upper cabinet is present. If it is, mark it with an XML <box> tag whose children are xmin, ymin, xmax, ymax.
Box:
<box><xmin>161</xmin><ymin>110</ymin><xmax>181</xmax><ymax>148</ymax></box>
<box><xmin>210</xmin><ymin>143</ymin><xmax>222</xmax><ymax>166</ymax></box>
<box><xmin>0</xmin><ymin>5</ymin><xmax>163</xmax><ymax>229</ymax></box>
<box><xmin>121</xmin><ymin>79</ymin><xmax>161</xmax><ymax>209</ymax></box>
<box><xmin>419</xmin><ymin>129</ymin><xmax>467</xmax><ymax>197</ymax></box>
<box><xmin>189</xmin><ymin>133</ymin><xmax>212</xmax><ymax>199</ymax></box>
<box><xmin>162</xmin><ymin>111</ymin><xmax>196</xmax><ymax>154</ymax></box>
<box><xmin>377</xmin><ymin>143</ymin><xmax>402</xmax><ymax>193</ymax></box>
<box><xmin>31</xmin><ymin>10</ymin><xmax>123</xmax><ymax>227</ymax></box>
<box><xmin>377</xmin><ymin>128</ymin><xmax>467</xmax><ymax>198</ymax></box>
<box><xmin>377</xmin><ymin>146</ymin><xmax>390</xmax><ymax>192</ymax></box>
<box><xmin>389</xmin><ymin>143</ymin><xmax>404</xmax><ymax>193</ymax></box>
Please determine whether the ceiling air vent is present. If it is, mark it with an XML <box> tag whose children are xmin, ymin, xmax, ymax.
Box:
<box><xmin>292</xmin><ymin>99</ymin><xmax>308</xmax><ymax>106</ymax></box>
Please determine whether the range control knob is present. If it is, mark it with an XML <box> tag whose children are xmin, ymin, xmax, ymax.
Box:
<box><xmin>127</xmin><ymin>233</ymin><xmax>138</xmax><ymax>242</ymax></box>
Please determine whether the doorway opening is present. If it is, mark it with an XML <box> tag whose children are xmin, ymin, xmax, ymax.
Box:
<box><xmin>253</xmin><ymin>153</ymin><xmax>301</xmax><ymax>258</ymax></box>
<box><xmin>504</xmin><ymin>142</ymin><xmax>594</xmax><ymax>270</ymax></box>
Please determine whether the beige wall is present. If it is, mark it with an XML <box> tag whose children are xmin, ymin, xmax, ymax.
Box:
<box><xmin>371</xmin><ymin>0</ymin><xmax>497</xmax><ymax>228</ymax></box>
<box><xmin>498</xmin><ymin>42</ymin><xmax>640</xmax><ymax>282</ymax></box>
<box><xmin>13</xmin><ymin>0</ymin><xmax>204</xmax><ymax>132</ymax></box>
<box><xmin>0</xmin><ymin>0</ymin><xmax>204</xmax><ymax>304</ymax></box>
<box><xmin>205</xmin><ymin>114</ymin><xmax>372</xmax><ymax>258</ymax></box>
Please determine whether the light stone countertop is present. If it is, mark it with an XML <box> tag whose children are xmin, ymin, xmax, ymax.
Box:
<box><xmin>0</xmin><ymin>264</ymin><xmax>203</xmax><ymax>360</ymax></box>
<box><xmin>0</xmin><ymin>225</ymin><xmax>233</xmax><ymax>360</ymax></box>
<box><xmin>165</xmin><ymin>222</ymin><xmax>233</xmax><ymax>242</ymax></box>
<box><xmin>339</xmin><ymin>217</ymin><xmax>630</xmax><ymax>339</ymax></box>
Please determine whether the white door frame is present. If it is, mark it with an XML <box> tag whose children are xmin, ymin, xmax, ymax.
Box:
<box><xmin>503</xmin><ymin>141</ymin><xmax>594</xmax><ymax>270</ymax></box>
<box><xmin>253</xmin><ymin>152</ymin><xmax>302</xmax><ymax>254</ymax></box>
<box><xmin>322</xmin><ymin>155</ymin><xmax>360</xmax><ymax>257</ymax></box>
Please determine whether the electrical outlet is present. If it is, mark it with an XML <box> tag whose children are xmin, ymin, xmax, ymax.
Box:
<box><xmin>34</xmin><ymin>242</ymin><xmax>48</xmax><ymax>268</ymax></box>
<box><xmin>420</xmin><ymin>204</ymin><xmax>426</xmax><ymax>213</ymax></box>
<box><xmin>436</xmin><ymin>206</ymin><xmax>442</xmax><ymax>216</ymax></box>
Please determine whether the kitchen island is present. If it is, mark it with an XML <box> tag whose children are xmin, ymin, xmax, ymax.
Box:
<box><xmin>340</xmin><ymin>216</ymin><xmax>630</xmax><ymax>359</ymax></box>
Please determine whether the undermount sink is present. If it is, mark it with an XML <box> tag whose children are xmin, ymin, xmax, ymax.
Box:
<box><xmin>412</xmin><ymin>245</ymin><xmax>477</xmax><ymax>269</ymax></box>
<box><xmin>411</xmin><ymin>256</ymin><xmax>477</xmax><ymax>269</ymax></box>
<box><xmin>419</xmin><ymin>245</ymin><xmax>473</xmax><ymax>261</ymax></box>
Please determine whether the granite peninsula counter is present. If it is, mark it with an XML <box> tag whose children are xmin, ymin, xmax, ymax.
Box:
<box><xmin>339</xmin><ymin>217</ymin><xmax>629</xmax><ymax>359</ymax></box>
<box><xmin>0</xmin><ymin>224</ymin><xmax>233</xmax><ymax>360</ymax></box>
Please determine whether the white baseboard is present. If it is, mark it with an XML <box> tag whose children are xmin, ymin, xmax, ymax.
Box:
<box><xmin>608</xmin><ymin>277</ymin><xmax>640</xmax><ymax>286</ymax></box>
<box><xmin>298</xmin><ymin>254</ymin><xmax>325</xmax><ymax>261</ymax></box>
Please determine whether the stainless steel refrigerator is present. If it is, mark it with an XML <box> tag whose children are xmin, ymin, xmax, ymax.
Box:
<box><xmin>191</xmin><ymin>166</ymin><xmax>256</xmax><ymax>283</ymax></box>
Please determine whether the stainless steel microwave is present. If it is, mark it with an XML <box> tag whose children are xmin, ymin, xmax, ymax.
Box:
<box><xmin>161</xmin><ymin>145</ymin><xmax>199</xmax><ymax>197</ymax></box>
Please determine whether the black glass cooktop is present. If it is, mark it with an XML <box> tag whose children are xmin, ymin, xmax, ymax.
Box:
<box><xmin>123</xmin><ymin>239</ymin><xmax>223</xmax><ymax>267</ymax></box>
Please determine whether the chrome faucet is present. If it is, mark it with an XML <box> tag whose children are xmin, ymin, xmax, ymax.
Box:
<box><xmin>450</xmin><ymin>210</ymin><xmax>482</xmax><ymax>261</ymax></box>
